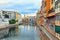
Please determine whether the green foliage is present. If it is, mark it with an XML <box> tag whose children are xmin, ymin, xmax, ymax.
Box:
<box><xmin>9</xmin><ymin>19</ymin><xmax>17</xmax><ymax>33</ymax></box>
<box><xmin>9</xmin><ymin>19</ymin><xmax>16</xmax><ymax>24</ymax></box>
<box><xmin>4</xmin><ymin>14</ymin><xmax>9</xmax><ymax>18</ymax></box>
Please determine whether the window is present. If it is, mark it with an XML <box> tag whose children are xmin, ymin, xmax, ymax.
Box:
<box><xmin>45</xmin><ymin>20</ymin><xmax>49</xmax><ymax>26</ymax></box>
<box><xmin>55</xmin><ymin>25</ymin><xmax>60</xmax><ymax>34</ymax></box>
<box><xmin>43</xmin><ymin>10</ymin><xmax>46</xmax><ymax>13</ymax></box>
<box><xmin>59</xmin><ymin>5</ymin><xmax>60</xmax><ymax>11</ymax></box>
<box><xmin>56</xmin><ymin>15</ymin><xmax>60</xmax><ymax>20</ymax></box>
<box><xmin>48</xmin><ymin>8</ymin><xmax>55</xmax><ymax>13</ymax></box>
<box><xmin>50</xmin><ymin>25</ymin><xmax>55</xmax><ymax>31</ymax></box>
<box><xmin>58</xmin><ymin>3</ymin><xmax>60</xmax><ymax>11</ymax></box>
<box><xmin>55</xmin><ymin>1</ymin><xmax>60</xmax><ymax>12</ymax></box>
<box><xmin>45</xmin><ymin>2</ymin><xmax>46</xmax><ymax>7</ymax></box>
<box><xmin>3</xmin><ymin>11</ymin><xmax>5</xmax><ymax>14</ymax></box>
<box><xmin>51</xmin><ymin>0</ymin><xmax>53</xmax><ymax>4</ymax></box>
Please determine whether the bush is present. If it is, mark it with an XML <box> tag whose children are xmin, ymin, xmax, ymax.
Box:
<box><xmin>9</xmin><ymin>19</ymin><xmax>16</xmax><ymax>24</ymax></box>
<box><xmin>4</xmin><ymin>14</ymin><xmax>9</xmax><ymax>18</ymax></box>
<box><xmin>9</xmin><ymin>19</ymin><xmax>17</xmax><ymax>33</ymax></box>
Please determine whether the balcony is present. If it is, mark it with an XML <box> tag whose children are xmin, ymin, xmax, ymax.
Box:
<box><xmin>46</xmin><ymin>12</ymin><xmax>55</xmax><ymax>17</ymax></box>
<box><xmin>55</xmin><ymin>20</ymin><xmax>60</xmax><ymax>26</ymax></box>
<box><xmin>48</xmin><ymin>8</ymin><xmax>55</xmax><ymax>14</ymax></box>
<box><xmin>46</xmin><ymin>8</ymin><xmax>55</xmax><ymax>17</ymax></box>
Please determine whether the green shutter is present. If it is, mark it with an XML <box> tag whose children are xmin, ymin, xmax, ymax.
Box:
<box><xmin>55</xmin><ymin>25</ymin><xmax>60</xmax><ymax>34</ymax></box>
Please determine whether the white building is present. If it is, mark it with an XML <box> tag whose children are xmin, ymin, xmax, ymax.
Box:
<box><xmin>0</xmin><ymin>11</ymin><xmax>16</xmax><ymax>24</ymax></box>
<box><xmin>0</xmin><ymin>10</ymin><xmax>22</xmax><ymax>24</ymax></box>
<box><xmin>18</xmin><ymin>13</ymin><xmax>21</xmax><ymax>22</ymax></box>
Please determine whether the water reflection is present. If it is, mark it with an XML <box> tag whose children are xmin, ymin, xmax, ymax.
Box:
<box><xmin>28</xmin><ymin>25</ymin><xmax>30</xmax><ymax>30</ymax></box>
<box><xmin>1</xmin><ymin>24</ymin><xmax>40</xmax><ymax>40</ymax></box>
<box><xmin>35</xmin><ymin>26</ymin><xmax>37</xmax><ymax>30</ymax></box>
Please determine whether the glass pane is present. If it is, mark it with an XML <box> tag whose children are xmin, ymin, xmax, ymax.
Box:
<box><xmin>55</xmin><ymin>25</ymin><xmax>60</xmax><ymax>34</ymax></box>
<box><xmin>56</xmin><ymin>15</ymin><xmax>60</xmax><ymax>20</ymax></box>
<box><xmin>50</xmin><ymin>25</ymin><xmax>55</xmax><ymax>31</ymax></box>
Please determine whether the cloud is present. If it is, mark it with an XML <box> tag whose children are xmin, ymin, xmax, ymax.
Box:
<box><xmin>25</xmin><ymin>13</ymin><xmax>36</xmax><ymax>16</ymax></box>
<box><xmin>0</xmin><ymin>0</ymin><xmax>42</xmax><ymax>7</ymax></box>
<box><xmin>0</xmin><ymin>0</ymin><xmax>41</xmax><ymax>5</ymax></box>
<box><xmin>0</xmin><ymin>0</ymin><xmax>42</xmax><ymax>15</ymax></box>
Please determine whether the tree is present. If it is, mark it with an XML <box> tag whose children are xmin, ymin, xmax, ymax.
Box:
<box><xmin>9</xmin><ymin>19</ymin><xmax>16</xmax><ymax>24</ymax></box>
<box><xmin>4</xmin><ymin>14</ymin><xmax>9</xmax><ymax>18</ymax></box>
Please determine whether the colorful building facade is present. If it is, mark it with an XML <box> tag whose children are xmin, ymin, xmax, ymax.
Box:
<box><xmin>37</xmin><ymin>0</ymin><xmax>60</xmax><ymax>40</ymax></box>
<box><xmin>0</xmin><ymin>10</ymin><xmax>21</xmax><ymax>23</ymax></box>
<box><xmin>55</xmin><ymin>0</ymin><xmax>60</xmax><ymax>34</ymax></box>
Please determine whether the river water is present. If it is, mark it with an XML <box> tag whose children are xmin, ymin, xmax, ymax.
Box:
<box><xmin>1</xmin><ymin>25</ymin><xmax>40</xmax><ymax>40</ymax></box>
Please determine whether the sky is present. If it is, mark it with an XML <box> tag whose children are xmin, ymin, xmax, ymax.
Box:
<box><xmin>0</xmin><ymin>0</ymin><xmax>42</xmax><ymax>16</ymax></box>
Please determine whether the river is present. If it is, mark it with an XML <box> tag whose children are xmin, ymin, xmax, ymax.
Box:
<box><xmin>1</xmin><ymin>25</ymin><xmax>40</xmax><ymax>40</ymax></box>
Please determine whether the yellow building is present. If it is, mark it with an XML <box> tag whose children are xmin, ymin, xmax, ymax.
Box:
<box><xmin>16</xmin><ymin>12</ymin><xmax>18</xmax><ymax>21</ymax></box>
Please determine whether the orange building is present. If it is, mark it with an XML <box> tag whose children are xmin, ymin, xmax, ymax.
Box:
<box><xmin>39</xmin><ymin>0</ymin><xmax>46</xmax><ymax>26</ymax></box>
<box><xmin>37</xmin><ymin>0</ymin><xmax>60</xmax><ymax>40</ymax></box>
<box><xmin>45</xmin><ymin>0</ymin><xmax>55</xmax><ymax>17</ymax></box>
<box><xmin>44</xmin><ymin>0</ymin><xmax>56</xmax><ymax>38</ymax></box>
<box><xmin>45</xmin><ymin>0</ymin><xmax>50</xmax><ymax>16</ymax></box>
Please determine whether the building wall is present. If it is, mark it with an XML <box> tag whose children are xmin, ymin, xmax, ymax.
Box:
<box><xmin>46</xmin><ymin>0</ymin><xmax>50</xmax><ymax>16</ymax></box>
<box><xmin>18</xmin><ymin>14</ymin><xmax>21</xmax><ymax>22</ymax></box>
<box><xmin>36</xmin><ymin>0</ymin><xmax>60</xmax><ymax>40</ymax></box>
<box><xmin>37</xmin><ymin>0</ymin><xmax>60</xmax><ymax>39</ymax></box>
<box><xmin>0</xmin><ymin>11</ymin><xmax>20</xmax><ymax>24</ymax></box>
<box><xmin>45</xmin><ymin>0</ymin><xmax>56</xmax><ymax>36</ymax></box>
<box><xmin>55</xmin><ymin>0</ymin><xmax>60</xmax><ymax>34</ymax></box>
<box><xmin>3</xmin><ymin>11</ymin><xmax>16</xmax><ymax>19</ymax></box>
<box><xmin>45</xmin><ymin>0</ymin><xmax>55</xmax><ymax>17</ymax></box>
<box><xmin>16</xmin><ymin>12</ymin><xmax>18</xmax><ymax>21</ymax></box>
<box><xmin>0</xmin><ymin>11</ymin><xmax>3</xmax><ymax>18</ymax></box>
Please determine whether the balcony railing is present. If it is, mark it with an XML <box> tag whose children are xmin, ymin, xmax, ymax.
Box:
<box><xmin>48</xmin><ymin>8</ymin><xmax>55</xmax><ymax>14</ymax></box>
